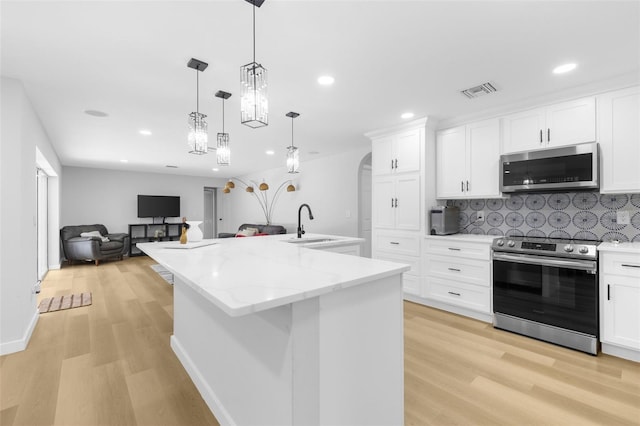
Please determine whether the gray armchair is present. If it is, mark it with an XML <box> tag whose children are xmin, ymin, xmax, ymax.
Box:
<box><xmin>60</xmin><ymin>224</ymin><xmax>129</xmax><ymax>266</ymax></box>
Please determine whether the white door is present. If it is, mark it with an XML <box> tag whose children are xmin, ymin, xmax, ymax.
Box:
<box><xmin>395</xmin><ymin>174</ymin><xmax>420</xmax><ymax>230</ymax></box>
<box><xmin>466</xmin><ymin>118</ymin><xmax>501</xmax><ymax>198</ymax></box>
<box><xmin>598</xmin><ymin>86</ymin><xmax>640</xmax><ymax>193</ymax></box>
<box><xmin>394</xmin><ymin>128</ymin><xmax>421</xmax><ymax>174</ymax></box>
<box><xmin>545</xmin><ymin>97</ymin><xmax>596</xmax><ymax>147</ymax></box>
<box><xmin>36</xmin><ymin>168</ymin><xmax>48</xmax><ymax>285</ymax></box>
<box><xmin>372</xmin><ymin>176</ymin><xmax>395</xmax><ymax>229</ymax></box>
<box><xmin>436</xmin><ymin>126</ymin><xmax>466</xmax><ymax>198</ymax></box>
<box><xmin>501</xmin><ymin>107</ymin><xmax>546</xmax><ymax>153</ymax></box>
<box><xmin>371</xmin><ymin>136</ymin><xmax>394</xmax><ymax>176</ymax></box>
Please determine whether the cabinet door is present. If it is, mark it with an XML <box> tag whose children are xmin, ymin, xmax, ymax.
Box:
<box><xmin>501</xmin><ymin>108</ymin><xmax>546</xmax><ymax>153</ymax></box>
<box><xmin>545</xmin><ymin>97</ymin><xmax>596</xmax><ymax>147</ymax></box>
<box><xmin>372</xmin><ymin>176</ymin><xmax>395</xmax><ymax>228</ymax></box>
<box><xmin>466</xmin><ymin>118</ymin><xmax>501</xmax><ymax>198</ymax></box>
<box><xmin>598</xmin><ymin>86</ymin><xmax>640</xmax><ymax>193</ymax></box>
<box><xmin>602</xmin><ymin>274</ymin><xmax>640</xmax><ymax>350</ymax></box>
<box><xmin>372</xmin><ymin>136</ymin><xmax>394</xmax><ymax>176</ymax></box>
<box><xmin>436</xmin><ymin>126</ymin><xmax>466</xmax><ymax>198</ymax></box>
<box><xmin>394</xmin><ymin>128</ymin><xmax>421</xmax><ymax>174</ymax></box>
<box><xmin>395</xmin><ymin>174</ymin><xmax>420</xmax><ymax>230</ymax></box>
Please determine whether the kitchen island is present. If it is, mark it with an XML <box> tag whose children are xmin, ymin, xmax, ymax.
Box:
<box><xmin>138</xmin><ymin>234</ymin><xmax>408</xmax><ymax>426</ymax></box>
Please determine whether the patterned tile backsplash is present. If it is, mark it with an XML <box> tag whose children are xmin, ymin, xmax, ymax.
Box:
<box><xmin>446</xmin><ymin>193</ymin><xmax>640</xmax><ymax>242</ymax></box>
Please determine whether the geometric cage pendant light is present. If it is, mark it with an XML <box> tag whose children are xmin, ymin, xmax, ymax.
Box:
<box><xmin>240</xmin><ymin>0</ymin><xmax>268</xmax><ymax>128</ymax></box>
<box><xmin>215</xmin><ymin>90</ymin><xmax>232</xmax><ymax>166</ymax></box>
<box><xmin>187</xmin><ymin>58</ymin><xmax>209</xmax><ymax>155</ymax></box>
<box><xmin>286</xmin><ymin>111</ymin><xmax>300</xmax><ymax>174</ymax></box>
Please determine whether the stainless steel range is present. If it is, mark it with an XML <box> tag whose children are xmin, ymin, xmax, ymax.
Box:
<box><xmin>492</xmin><ymin>236</ymin><xmax>600</xmax><ymax>355</ymax></box>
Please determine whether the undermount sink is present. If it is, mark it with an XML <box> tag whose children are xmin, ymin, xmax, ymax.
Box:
<box><xmin>286</xmin><ymin>238</ymin><xmax>339</xmax><ymax>244</ymax></box>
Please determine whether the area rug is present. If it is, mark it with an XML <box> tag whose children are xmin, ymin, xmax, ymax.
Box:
<box><xmin>38</xmin><ymin>293</ymin><xmax>92</xmax><ymax>314</ymax></box>
<box><xmin>150</xmin><ymin>264</ymin><xmax>174</xmax><ymax>285</ymax></box>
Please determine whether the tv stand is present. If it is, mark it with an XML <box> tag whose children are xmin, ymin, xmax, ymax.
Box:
<box><xmin>128</xmin><ymin>223</ymin><xmax>182</xmax><ymax>256</ymax></box>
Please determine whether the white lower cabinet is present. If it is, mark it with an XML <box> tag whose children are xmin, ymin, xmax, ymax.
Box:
<box><xmin>423</xmin><ymin>237</ymin><xmax>492</xmax><ymax>318</ymax></box>
<box><xmin>372</xmin><ymin>231</ymin><xmax>421</xmax><ymax>296</ymax></box>
<box><xmin>600</xmin><ymin>250</ymin><xmax>640</xmax><ymax>361</ymax></box>
<box><xmin>314</xmin><ymin>243</ymin><xmax>361</xmax><ymax>256</ymax></box>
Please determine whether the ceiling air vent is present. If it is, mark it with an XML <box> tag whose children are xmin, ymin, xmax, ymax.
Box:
<box><xmin>461</xmin><ymin>82</ymin><xmax>497</xmax><ymax>99</ymax></box>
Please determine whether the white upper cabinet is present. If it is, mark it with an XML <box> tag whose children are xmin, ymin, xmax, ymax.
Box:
<box><xmin>597</xmin><ymin>86</ymin><xmax>640</xmax><ymax>193</ymax></box>
<box><xmin>436</xmin><ymin>118</ymin><xmax>501</xmax><ymax>199</ymax></box>
<box><xmin>501</xmin><ymin>97</ymin><xmax>596</xmax><ymax>153</ymax></box>
<box><xmin>372</xmin><ymin>128</ymin><xmax>421</xmax><ymax>176</ymax></box>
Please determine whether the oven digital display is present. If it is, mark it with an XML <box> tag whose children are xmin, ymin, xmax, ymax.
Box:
<box><xmin>521</xmin><ymin>242</ymin><xmax>556</xmax><ymax>251</ymax></box>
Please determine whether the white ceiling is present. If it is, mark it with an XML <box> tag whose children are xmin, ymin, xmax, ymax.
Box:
<box><xmin>2</xmin><ymin>0</ymin><xmax>639</xmax><ymax>178</ymax></box>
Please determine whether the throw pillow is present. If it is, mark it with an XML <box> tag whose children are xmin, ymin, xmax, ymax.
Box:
<box><xmin>80</xmin><ymin>230</ymin><xmax>110</xmax><ymax>242</ymax></box>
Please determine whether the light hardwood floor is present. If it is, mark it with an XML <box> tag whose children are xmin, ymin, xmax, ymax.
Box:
<box><xmin>1</xmin><ymin>256</ymin><xmax>639</xmax><ymax>425</ymax></box>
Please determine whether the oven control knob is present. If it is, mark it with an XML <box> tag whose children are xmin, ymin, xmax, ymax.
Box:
<box><xmin>564</xmin><ymin>244</ymin><xmax>574</xmax><ymax>253</ymax></box>
<box><xmin>579</xmin><ymin>246</ymin><xmax>589</xmax><ymax>254</ymax></box>
<box><xmin>496</xmin><ymin>239</ymin><xmax>504</xmax><ymax>247</ymax></box>
<box><xmin>507</xmin><ymin>240</ymin><xmax>516</xmax><ymax>248</ymax></box>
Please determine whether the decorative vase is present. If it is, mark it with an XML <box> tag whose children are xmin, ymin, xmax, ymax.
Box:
<box><xmin>186</xmin><ymin>221</ymin><xmax>203</xmax><ymax>242</ymax></box>
<box><xmin>179</xmin><ymin>227</ymin><xmax>187</xmax><ymax>244</ymax></box>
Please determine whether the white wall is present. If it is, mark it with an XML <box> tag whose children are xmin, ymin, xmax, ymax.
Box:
<box><xmin>61</xmin><ymin>167</ymin><xmax>228</xmax><ymax>234</ymax></box>
<box><xmin>0</xmin><ymin>77</ymin><xmax>62</xmax><ymax>355</ymax></box>
<box><xmin>224</xmin><ymin>146</ymin><xmax>372</xmax><ymax>237</ymax></box>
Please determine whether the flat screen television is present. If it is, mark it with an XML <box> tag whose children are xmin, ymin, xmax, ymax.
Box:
<box><xmin>137</xmin><ymin>195</ymin><xmax>180</xmax><ymax>219</ymax></box>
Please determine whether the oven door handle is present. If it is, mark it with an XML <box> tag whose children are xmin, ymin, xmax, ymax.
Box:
<box><xmin>493</xmin><ymin>252</ymin><xmax>597</xmax><ymax>272</ymax></box>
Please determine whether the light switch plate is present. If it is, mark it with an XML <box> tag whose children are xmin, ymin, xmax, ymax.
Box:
<box><xmin>617</xmin><ymin>210</ymin><xmax>630</xmax><ymax>225</ymax></box>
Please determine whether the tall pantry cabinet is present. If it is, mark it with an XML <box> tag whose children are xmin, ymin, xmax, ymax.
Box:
<box><xmin>366</xmin><ymin>118</ymin><xmax>432</xmax><ymax>296</ymax></box>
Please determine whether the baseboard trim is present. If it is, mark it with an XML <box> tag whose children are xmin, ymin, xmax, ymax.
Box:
<box><xmin>170</xmin><ymin>335</ymin><xmax>235</xmax><ymax>426</ymax></box>
<box><xmin>48</xmin><ymin>263</ymin><xmax>61</xmax><ymax>270</ymax></box>
<box><xmin>404</xmin><ymin>293</ymin><xmax>492</xmax><ymax>323</ymax></box>
<box><xmin>0</xmin><ymin>308</ymin><xmax>39</xmax><ymax>356</ymax></box>
<box><xmin>602</xmin><ymin>343</ymin><xmax>640</xmax><ymax>363</ymax></box>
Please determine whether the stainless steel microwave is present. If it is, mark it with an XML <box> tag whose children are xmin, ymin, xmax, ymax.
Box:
<box><xmin>500</xmin><ymin>142</ymin><xmax>599</xmax><ymax>193</ymax></box>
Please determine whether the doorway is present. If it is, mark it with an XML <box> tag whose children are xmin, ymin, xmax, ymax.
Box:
<box><xmin>358</xmin><ymin>153</ymin><xmax>372</xmax><ymax>258</ymax></box>
<box><xmin>203</xmin><ymin>187</ymin><xmax>217</xmax><ymax>239</ymax></box>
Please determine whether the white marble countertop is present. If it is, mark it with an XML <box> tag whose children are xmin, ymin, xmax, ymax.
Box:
<box><xmin>598</xmin><ymin>241</ymin><xmax>640</xmax><ymax>254</ymax></box>
<box><xmin>138</xmin><ymin>233</ymin><xmax>407</xmax><ymax>317</ymax></box>
<box><xmin>424</xmin><ymin>233</ymin><xmax>496</xmax><ymax>243</ymax></box>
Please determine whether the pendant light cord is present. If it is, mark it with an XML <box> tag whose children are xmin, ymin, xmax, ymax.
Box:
<box><xmin>196</xmin><ymin>69</ymin><xmax>199</xmax><ymax>114</ymax></box>
<box><xmin>222</xmin><ymin>98</ymin><xmax>225</xmax><ymax>133</ymax></box>
<box><xmin>252</xmin><ymin>2</ymin><xmax>256</xmax><ymax>63</ymax></box>
<box><xmin>291</xmin><ymin>116</ymin><xmax>294</xmax><ymax>146</ymax></box>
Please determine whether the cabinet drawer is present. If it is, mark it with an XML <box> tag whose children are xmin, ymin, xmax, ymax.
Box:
<box><xmin>602</xmin><ymin>253</ymin><xmax>640</xmax><ymax>279</ymax></box>
<box><xmin>375</xmin><ymin>233</ymin><xmax>420</xmax><ymax>255</ymax></box>
<box><xmin>425</xmin><ymin>254</ymin><xmax>490</xmax><ymax>287</ymax></box>
<box><xmin>426</xmin><ymin>277</ymin><xmax>490</xmax><ymax>314</ymax></box>
<box><xmin>403</xmin><ymin>274</ymin><xmax>420</xmax><ymax>296</ymax></box>
<box><xmin>374</xmin><ymin>253</ymin><xmax>421</xmax><ymax>277</ymax></box>
<box><xmin>425</xmin><ymin>238</ymin><xmax>490</xmax><ymax>260</ymax></box>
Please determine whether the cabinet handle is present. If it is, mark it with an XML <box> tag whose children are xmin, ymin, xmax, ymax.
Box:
<box><xmin>607</xmin><ymin>284</ymin><xmax>610</xmax><ymax>301</ymax></box>
<box><xmin>394</xmin><ymin>198</ymin><xmax>398</xmax><ymax>208</ymax></box>
<box><xmin>621</xmin><ymin>264</ymin><xmax>640</xmax><ymax>269</ymax></box>
<box><xmin>547</xmin><ymin>128</ymin><xmax>550</xmax><ymax>142</ymax></box>
<box><xmin>391</xmin><ymin>198</ymin><xmax>394</xmax><ymax>208</ymax></box>
<box><xmin>461</xmin><ymin>181</ymin><xmax>464</xmax><ymax>192</ymax></box>
<box><xmin>539</xmin><ymin>129</ymin><xmax>543</xmax><ymax>144</ymax></box>
<box><xmin>390</xmin><ymin>242</ymin><xmax>400</xmax><ymax>245</ymax></box>
<box><xmin>448</xmin><ymin>247</ymin><xmax>461</xmax><ymax>251</ymax></box>
<box><xmin>391</xmin><ymin>159</ymin><xmax>394</xmax><ymax>170</ymax></box>
<box><xmin>448</xmin><ymin>291</ymin><xmax>461</xmax><ymax>297</ymax></box>
<box><xmin>466</xmin><ymin>180</ymin><xmax>469</xmax><ymax>191</ymax></box>
<box><xmin>448</xmin><ymin>268</ymin><xmax>461</xmax><ymax>272</ymax></box>
<box><xmin>395</xmin><ymin>159</ymin><xmax>398</xmax><ymax>169</ymax></box>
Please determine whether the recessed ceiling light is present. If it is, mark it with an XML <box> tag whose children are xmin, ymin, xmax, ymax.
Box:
<box><xmin>553</xmin><ymin>63</ymin><xmax>577</xmax><ymax>74</ymax></box>
<box><xmin>120</xmin><ymin>159</ymin><xmax>128</xmax><ymax>163</ymax></box>
<box><xmin>212</xmin><ymin>168</ymin><xmax>219</xmax><ymax>172</ymax></box>
<box><xmin>318</xmin><ymin>75</ymin><xmax>335</xmax><ymax>86</ymax></box>
<box><xmin>401</xmin><ymin>112</ymin><xmax>414</xmax><ymax>119</ymax></box>
<box><xmin>84</xmin><ymin>109</ymin><xmax>109</xmax><ymax>117</ymax></box>
<box><xmin>266</xmin><ymin>150</ymin><xmax>275</xmax><ymax>155</ymax></box>
<box><xmin>139</xmin><ymin>130</ymin><xmax>152</xmax><ymax>136</ymax></box>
